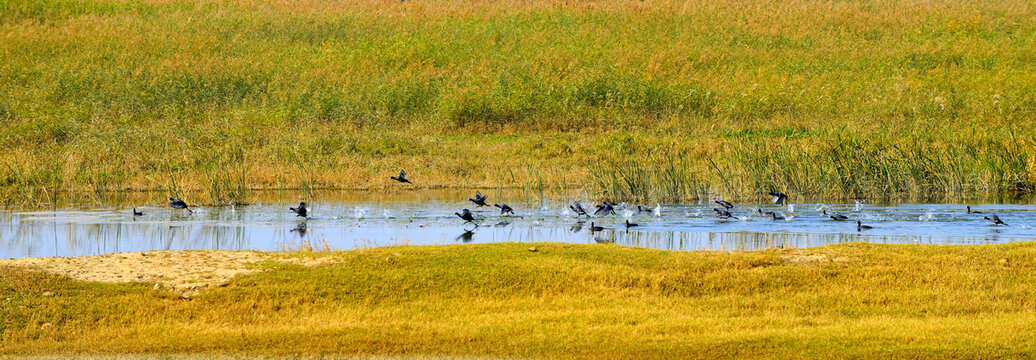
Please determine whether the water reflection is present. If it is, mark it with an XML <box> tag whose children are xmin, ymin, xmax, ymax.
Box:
<box><xmin>0</xmin><ymin>193</ymin><xmax>1034</xmax><ymax>259</ymax></box>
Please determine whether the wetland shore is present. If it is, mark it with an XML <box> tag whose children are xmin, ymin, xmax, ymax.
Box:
<box><xmin>3</xmin><ymin>242</ymin><xmax>1036</xmax><ymax>358</ymax></box>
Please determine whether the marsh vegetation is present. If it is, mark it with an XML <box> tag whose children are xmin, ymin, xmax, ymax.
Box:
<box><xmin>1</xmin><ymin>0</ymin><xmax>1033</xmax><ymax>206</ymax></box>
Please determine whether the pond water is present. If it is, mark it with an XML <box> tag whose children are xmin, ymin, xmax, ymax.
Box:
<box><xmin>1</xmin><ymin>190</ymin><xmax>1033</xmax><ymax>259</ymax></box>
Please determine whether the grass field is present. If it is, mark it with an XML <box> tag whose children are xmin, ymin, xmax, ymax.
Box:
<box><xmin>2</xmin><ymin>0</ymin><xmax>1035</xmax><ymax>206</ymax></box>
<box><xmin>3</xmin><ymin>242</ymin><xmax>1036</xmax><ymax>358</ymax></box>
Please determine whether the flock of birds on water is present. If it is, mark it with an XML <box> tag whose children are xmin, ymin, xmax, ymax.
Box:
<box><xmin>137</xmin><ymin>169</ymin><xmax>1014</xmax><ymax>235</ymax></box>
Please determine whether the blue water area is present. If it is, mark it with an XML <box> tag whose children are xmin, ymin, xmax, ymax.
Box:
<box><xmin>1</xmin><ymin>195</ymin><xmax>1033</xmax><ymax>259</ymax></box>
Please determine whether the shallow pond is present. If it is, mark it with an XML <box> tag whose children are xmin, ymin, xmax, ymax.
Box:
<box><xmin>1</xmin><ymin>190</ymin><xmax>1033</xmax><ymax>258</ymax></box>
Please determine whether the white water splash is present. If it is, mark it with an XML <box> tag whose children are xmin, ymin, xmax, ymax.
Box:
<box><xmin>918</xmin><ymin>211</ymin><xmax>934</xmax><ymax>222</ymax></box>
<box><xmin>620</xmin><ymin>209</ymin><xmax>635</xmax><ymax>219</ymax></box>
<box><xmin>787</xmin><ymin>204</ymin><xmax>795</xmax><ymax>213</ymax></box>
<box><xmin>383</xmin><ymin>209</ymin><xmax>392</xmax><ymax>219</ymax></box>
<box><xmin>853</xmin><ymin>200</ymin><xmax>863</xmax><ymax>212</ymax></box>
<box><xmin>353</xmin><ymin>207</ymin><xmax>368</xmax><ymax>220</ymax></box>
<box><xmin>653</xmin><ymin>204</ymin><xmax>662</xmax><ymax>217</ymax></box>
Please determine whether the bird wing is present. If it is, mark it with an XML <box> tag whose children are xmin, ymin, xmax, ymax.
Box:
<box><xmin>400</xmin><ymin>170</ymin><xmax>406</xmax><ymax>178</ymax></box>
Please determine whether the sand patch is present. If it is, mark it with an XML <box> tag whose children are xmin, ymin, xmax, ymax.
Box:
<box><xmin>780</xmin><ymin>253</ymin><xmax>850</xmax><ymax>265</ymax></box>
<box><xmin>0</xmin><ymin>250</ymin><xmax>276</xmax><ymax>297</ymax></box>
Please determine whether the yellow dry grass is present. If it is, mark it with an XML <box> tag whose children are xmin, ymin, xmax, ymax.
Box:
<box><xmin>3</xmin><ymin>242</ymin><xmax>1036</xmax><ymax>358</ymax></box>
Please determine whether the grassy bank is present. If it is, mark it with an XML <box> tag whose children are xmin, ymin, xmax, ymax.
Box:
<box><xmin>3</xmin><ymin>242</ymin><xmax>1036</xmax><ymax>358</ymax></box>
<box><xmin>1</xmin><ymin>0</ymin><xmax>1035</xmax><ymax>205</ymax></box>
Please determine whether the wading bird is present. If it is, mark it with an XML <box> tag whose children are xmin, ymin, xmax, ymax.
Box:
<box><xmin>594</xmin><ymin>203</ymin><xmax>616</xmax><ymax>216</ymax></box>
<box><xmin>857</xmin><ymin>221</ymin><xmax>873</xmax><ymax>231</ymax></box>
<box><xmin>494</xmin><ymin>203</ymin><xmax>514</xmax><ymax>215</ymax></box>
<box><xmin>824</xmin><ymin>210</ymin><xmax>848</xmax><ymax>221</ymax></box>
<box><xmin>714</xmin><ymin>208</ymin><xmax>735</xmax><ymax>219</ymax></box>
<box><xmin>469</xmin><ymin>191</ymin><xmax>488</xmax><ymax>207</ymax></box>
<box><xmin>570</xmin><ymin>202</ymin><xmax>589</xmax><ymax>217</ymax></box>
<box><xmin>456</xmin><ymin>208</ymin><xmax>478</xmax><ymax>226</ymax></box>
<box><xmin>169</xmin><ymin>197</ymin><xmax>193</xmax><ymax>214</ymax></box>
<box><xmin>390</xmin><ymin>170</ymin><xmax>411</xmax><ymax>184</ymax></box>
<box><xmin>290</xmin><ymin>202</ymin><xmax>308</xmax><ymax>217</ymax></box>
<box><xmin>984</xmin><ymin>214</ymin><xmax>1007</xmax><ymax>226</ymax></box>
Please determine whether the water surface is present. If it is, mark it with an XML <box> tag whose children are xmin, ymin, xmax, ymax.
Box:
<box><xmin>1</xmin><ymin>191</ymin><xmax>1033</xmax><ymax>258</ymax></box>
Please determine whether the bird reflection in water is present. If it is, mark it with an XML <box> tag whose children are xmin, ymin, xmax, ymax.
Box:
<box><xmin>456</xmin><ymin>229</ymin><xmax>475</xmax><ymax>243</ymax></box>
<box><xmin>290</xmin><ymin>221</ymin><xmax>309</xmax><ymax>238</ymax></box>
<box><xmin>570</xmin><ymin>221</ymin><xmax>585</xmax><ymax>233</ymax></box>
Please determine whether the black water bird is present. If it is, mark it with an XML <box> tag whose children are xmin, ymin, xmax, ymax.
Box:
<box><xmin>589</xmin><ymin>222</ymin><xmax>605</xmax><ymax>232</ymax></box>
<box><xmin>637</xmin><ymin>205</ymin><xmax>653</xmax><ymax>214</ymax></box>
<box><xmin>570</xmin><ymin>201</ymin><xmax>589</xmax><ymax>217</ymax></box>
<box><xmin>857</xmin><ymin>221</ymin><xmax>873</xmax><ymax>231</ymax></box>
<box><xmin>494</xmin><ymin>203</ymin><xmax>514</xmax><ymax>215</ymax></box>
<box><xmin>290</xmin><ymin>202</ymin><xmax>308</xmax><ymax>217</ymax></box>
<box><xmin>715</xmin><ymin>200</ymin><xmax>734</xmax><ymax>209</ymax></box>
<box><xmin>469</xmin><ymin>191</ymin><xmax>488</xmax><ymax>207</ymax></box>
<box><xmin>768</xmin><ymin>191</ymin><xmax>788</xmax><ymax>205</ymax></box>
<box><xmin>169</xmin><ymin>197</ymin><xmax>193</xmax><ymax>214</ymax></box>
<box><xmin>132</xmin><ymin>208</ymin><xmax>143</xmax><ymax>217</ymax></box>
<box><xmin>714</xmin><ymin>208</ymin><xmax>735</xmax><ymax>219</ymax></box>
<box><xmin>625</xmin><ymin>220</ymin><xmax>639</xmax><ymax>228</ymax></box>
<box><xmin>984</xmin><ymin>214</ymin><xmax>1007</xmax><ymax>226</ymax></box>
<box><xmin>823</xmin><ymin>210</ymin><xmax>848</xmax><ymax>221</ymax></box>
<box><xmin>390</xmin><ymin>170</ymin><xmax>411</xmax><ymax>183</ymax></box>
<box><xmin>757</xmin><ymin>208</ymin><xmax>776</xmax><ymax>217</ymax></box>
<box><xmin>967</xmin><ymin>206</ymin><xmax>982</xmax><ymax>214</ymax></box>
<box><xmin>593</xmin><ymin>203</ymin><xmax>616</xmax><ymax>216</ymax></box>
<box><xmin>770</xmin><ymin>212</ymin><xmax>785</xmax><ymax>221</ymax></box>
<box><xmin>456</xmin><ymin>209</ymin><xmax>478</xmax><ymax>226</ymax></box>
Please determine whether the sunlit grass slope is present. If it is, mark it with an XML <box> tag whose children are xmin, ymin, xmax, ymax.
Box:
<box><xmin>1</xmin><ymin>0</ymin><xmax>1035</xmax><ymax>205</ymax></box>
<box><xmin>3</xmin><ymin>242</ymin><xmax>1036</xmax><ymax>358</ymax></box>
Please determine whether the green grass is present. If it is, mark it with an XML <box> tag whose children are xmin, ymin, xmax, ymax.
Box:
<box><xmin>3</xmin><ymin>242</ymin><xmax>1036</xmax><ymax>358</ymax></box>
<box><xmin>1</xmin><ymin>0</ymin><xmax>1035</xmax><ymax>205</ymax></box>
